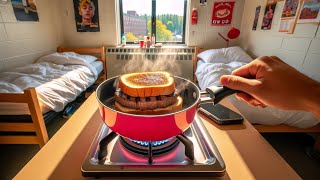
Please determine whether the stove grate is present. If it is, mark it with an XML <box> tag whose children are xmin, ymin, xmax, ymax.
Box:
<box><xmin>120</xmin><ymin>137</ymin><xmax>180</xmax><ymax>156</ymax></box>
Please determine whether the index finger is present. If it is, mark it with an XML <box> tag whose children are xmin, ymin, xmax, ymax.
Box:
<box><xmin>232</xmin><ymin>56</ymin><xmax>268</xmax><ymax>78</ymax></box>
<box><xmin>232</xmin><ymin>63</ymin><xmax>252</xmax><ymax>77</ymax></box>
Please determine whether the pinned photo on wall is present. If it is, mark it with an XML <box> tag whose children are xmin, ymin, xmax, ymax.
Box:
<box><xmin>73</xmin><ymin>0</ymin><xmax>100</xmax><ymax>32</ymax></box>
<box><xmin>200</xmin><ymin>0</ymin><xmax>207</xmax><ymax>6</ymax></box>
<box><xmin>261</xmin><ymin>2</ymin><xmax>277</xmax><ymax>30</ymax></box>
<box><xmin>282</xmin><ymin>0</ymin><xmax>300</xmax><ymax>18</ymax></box>
<box><xmin>252</xmin><ymin>6</ymin><xmax>261</xmax><ymax>30</ymax></box>
<box><xmin>11</xmin><ymin>0</ymin><xmax>39</xmax><ymax>21</ymax></box>
<box><xmin>297</xmin><ymin>0</ymin><xmax>320</xmax><ymax>24</ymax></box>
<box><xmin>279</xmin><ymin>0</ymin><xmax>301</xmax><ymax>33</ymax></box>
<box><xmin>211</xmin><ymin>1</ymin><xmax>235</xmax><ymax>26</ymax></box>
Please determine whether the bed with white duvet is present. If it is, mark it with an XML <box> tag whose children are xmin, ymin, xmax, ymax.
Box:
<box><xmin>195</xmin><ymin>47</ymin><xmax>319</xmax><ymax>128</ymax></box>
<box><xmin>0</xmin><ymin>52</ymin><xmax>102</xmax><ymax>115</ymax></box>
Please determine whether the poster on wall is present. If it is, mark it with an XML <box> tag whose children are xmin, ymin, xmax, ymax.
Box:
<box><xmin>252</xmin><ymin>6</ymin><xmax>261</xmax><ymax>30</ymax></box>
<box><xmin>211</xmin><ymin>1</ymin><xmax>235</xmax><ymax>26</ymax></box>
<box><xmin>279</xmin><ymin>0</ymin><xmax>301</xmax><ymax>32</ymax></box>
<box><xmin>297</xmin><ymin>0</ymin><xmax>320</xmax><ymax>24</ymax></box>
<box><xmin>73</xmin><ymin>0</ymin><xmax>100</xmax><ymax>32</ymax></box>
<box><xmin>261</xmin><ymin>2</ymin><xmax>277</xmax><ymax>30</ymax></box>
<box><xmin>279</xmin><ymin>18</ymin><xmax>295</xmax><ymax>32</ymax></box>
<box><xmin>282</xmin><ymin>0</ymin><xmax>300</xmax><ymax>18</ymax></box>
<box><xmin>11</xmin><ymin>0</ymin><xmax>39</xmax><ymax>21</ymax></box>
<box><xmin>267</xmin><ymin>0</ymin><xmax>283</xmax><ymax>4</ymax></box>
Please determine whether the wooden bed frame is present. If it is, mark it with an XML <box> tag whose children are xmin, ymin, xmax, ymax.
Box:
<box><xmin>193</xmin><ymin>47</ymin><xmax>320</xmax><ymax>133</ymax></box>
<box><xmin>0</xmin><ymin>46</ymin><xmax>106</xmax><ymax>148</ymax></box>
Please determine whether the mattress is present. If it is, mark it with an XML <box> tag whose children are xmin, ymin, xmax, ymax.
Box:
<box><xmin>90</xmin><ymin>61</ymin><xmax>103</xmax><ymax>75</ymax></box>
<box><xmin>0</xmin><ymin>58</ymin><xmax>100</xmax><ymax>115</ymax></box>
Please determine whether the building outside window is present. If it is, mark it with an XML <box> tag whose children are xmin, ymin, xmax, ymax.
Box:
<box><xmin>120</xmin><ymin>0</ymin><xmax>187</xmax><ymax>44</ymax></box>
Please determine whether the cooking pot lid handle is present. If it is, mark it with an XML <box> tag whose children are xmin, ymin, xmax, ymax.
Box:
<box><xmin>206</xmin><ymin>86</ymin><xmax>240</xmax><ymax>104</ymax></box>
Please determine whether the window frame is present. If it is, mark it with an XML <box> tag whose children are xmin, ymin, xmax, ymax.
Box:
<box><xmin>119</xmin><ymin>0</ymin><xmax>187</xmax><ymax>44</ymax></box>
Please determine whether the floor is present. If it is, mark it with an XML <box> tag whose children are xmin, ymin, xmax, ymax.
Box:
<box><xmin>262</xmin><ymin>133</ymin><xmax>320</xmax><ymax>180</ymax></box>
<box><xmin>0</xmin><ymin>115</ymin><xmax>319</xmax><ymax>180</ymax></box>
<box><xmin>0</xmin><ymin>113</ymin><xmax>67</xmax><ymax>180</ymax></box>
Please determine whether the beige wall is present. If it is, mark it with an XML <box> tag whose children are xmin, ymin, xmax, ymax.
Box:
<box><xmin>60</xmin><ymin>0</ymin><xmax>245</xmax><ymax>49</ymax></box>
<box><xmin>188</xmin><ymin>0</ymin><xmax>245</xmax><ymax>48</ymax></box>
<box><xmin>0</xmin><ymin>0</ymin><xmax>246</xmax><ymax>72</ymax></box>
<box><xmin>0</xmin><ymin>0</ymin><xmax>63</xmax><ymax>72</ymax></box>
<box><xmin>59</xmin><ymin>0</ymin><xmax>118</xmax><ymax>47</ymax></box>
<box><xmin>240</xmin><ymin>0</ymin><xmax>320</xmax><ymax>79</ymax></box>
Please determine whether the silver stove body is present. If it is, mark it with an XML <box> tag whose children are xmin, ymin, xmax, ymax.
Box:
<box><xmin>82</xmin><ymin>114</ymin><xmax>226</xmax><ymax>177</ymax></box>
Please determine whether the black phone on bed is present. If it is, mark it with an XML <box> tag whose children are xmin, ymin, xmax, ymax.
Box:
<box><xmin>199</xmin><ymin>103</ymin><xmax>244</xmax><ymax>125</ymax></box>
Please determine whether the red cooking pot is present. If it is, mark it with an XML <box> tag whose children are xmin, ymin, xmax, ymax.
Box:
<box><xmin>96</xmin><ymin>76</ymin><xmax>237</xmax><ymax>142</ymax></box>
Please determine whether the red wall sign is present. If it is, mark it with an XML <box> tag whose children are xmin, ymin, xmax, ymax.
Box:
<box><xmin>212</xmin><ymin>1</ymin><xmax>235</xmax><ymax>26</ymax></box>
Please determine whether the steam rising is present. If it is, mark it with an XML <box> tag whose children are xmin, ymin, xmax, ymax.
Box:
<box><xmin>175</xmin><ymin>80</ymin><xmax>190</xmax><ymax>94</ymax></box>
<box><xmin>113</xmin><ymin>77</ymin><xmax>120</xmax><ymax>89</ymax></box>
<box><xmin>122</xmin><ymin>52</ymin><xmax>182</xmax><ymax>76</ymax></box>
<box><xmin>118</xmin><ymin>49</ymin><xmax>191</xmax><ymax>93</ymax></box>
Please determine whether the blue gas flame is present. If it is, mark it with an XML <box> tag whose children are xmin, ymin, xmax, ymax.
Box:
<box><xmin>131</xmin><ymin>138</ymin><xmax>173</xmax><ymax>147</ymax></box>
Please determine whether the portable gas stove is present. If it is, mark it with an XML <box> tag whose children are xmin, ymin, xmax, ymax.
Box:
<box><xmin>82</xmin><ymin>114</ymin><xmax>226</xmax><ymax>177</ymax></box>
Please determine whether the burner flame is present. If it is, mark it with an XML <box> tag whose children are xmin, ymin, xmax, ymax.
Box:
<box><xmin>131</xmin><ymin>138</ymin><xmax>173</xmax><ymax>147</ymax></box>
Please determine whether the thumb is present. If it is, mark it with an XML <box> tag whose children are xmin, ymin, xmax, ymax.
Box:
<box><xmin>220</xmin><ymin>75</ymin><xmax>258</xmax><ymax>93</ymax></box>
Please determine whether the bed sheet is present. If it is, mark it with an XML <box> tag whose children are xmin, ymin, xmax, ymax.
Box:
<box><xmin>196</xmin><ymin>47</ymin><xmax>319</xmax><ymax>128</ymax></box>
<box><xmin>0</xmin><ymin>53</ymin><xmax>98</xmax><ymax>115</ymax></box>
<box><xmin>90</xmin><ymin>61</ymin><xmax>103</xmax><ymax>75</ymax></box>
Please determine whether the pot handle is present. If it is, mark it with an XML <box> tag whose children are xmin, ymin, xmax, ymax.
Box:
<box><xmin>206</xmin><ymin>86</ymin><xmax>240</xmax><ymax>104</ymax></box>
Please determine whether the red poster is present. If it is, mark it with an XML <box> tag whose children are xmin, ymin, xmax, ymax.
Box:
<box><xmin>211</xmin><ymin>1</ymin><xmax>235</xmax><ymax>26</ymax></box>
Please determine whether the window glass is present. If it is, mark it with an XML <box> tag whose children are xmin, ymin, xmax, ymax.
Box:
<box><xmin>120</xmin><ymin>0</ymin><xmax>186</xmax><ymax>44</ymax></box>
<box><xmin>155</xmin><ymin>0</ymin><xmax>185</xmax><ymax>42</ymax></box>
<box><xmin>121</xmin><ymin>0</ymin><xmax>151</xmax><ymax>43</ymax></box>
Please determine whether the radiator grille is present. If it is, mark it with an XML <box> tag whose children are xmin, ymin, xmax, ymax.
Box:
<box><xmin>107</xmin><ymin>48</ymin><xmax>194</xmax><ymax>61</ymax></box>
<box><xmin>107</xmin><ymin>47</ymin><xmax>195</xmax><ymax>54</ymax></box>
<box><xmin>106</xmin><ymin>47</ymin><xmax>195</xmax><ymax>81</ymax></box>
<box><xmin>112</xmin><ymin>54</ymin><xmax>193</xmax><ymax>61</ymax></box>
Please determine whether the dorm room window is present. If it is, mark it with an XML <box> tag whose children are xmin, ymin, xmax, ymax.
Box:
<box><xmin>119</xmin><ymin>0</ymin><xmax>187</xmax><ymax>44</ymax></box>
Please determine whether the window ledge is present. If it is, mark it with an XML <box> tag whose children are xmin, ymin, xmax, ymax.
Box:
<box><xmin>117</xmin><ymin>44</ymin><xmax>189</xmax><ymax>48</ymax></box>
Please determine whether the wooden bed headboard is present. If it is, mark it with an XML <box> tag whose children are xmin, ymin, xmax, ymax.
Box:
<box><xmin>193</xmin><ymin>47</ymin><xmax>206</xmax><ymax>84</ymax></box>
<box><xmin>57</xmin><ymin>46</ymin><xmax>106</xmax><ymax>81</ymax></box>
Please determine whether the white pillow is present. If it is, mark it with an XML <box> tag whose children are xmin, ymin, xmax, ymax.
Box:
<box><xmin>78</xmin><ymin>54</ymin><xmax>98</xmax><ymax>64</ymax></box>
<box><xmin>224</xmin><ymin>47</ymin><xmax>252</xmax><ymax>63</ymax></box>
<box><xmin>197</xmin><ymin>49</ymin><xmax>229</xmax><ymax>63</ymax></box>
<box><xmin>197</xmin><ymin>46</ymin><xmax>252</xmax><ymax>64</ymax></box>
<box><xmin>62</xmin><ymin>52</ymin><xmax>97</xmax><ymax>64</ymax></box>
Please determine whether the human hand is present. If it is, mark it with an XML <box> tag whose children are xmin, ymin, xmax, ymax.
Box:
<box><xmin>220</xmin><ymin>56</ymin><xmax>320</xmax><ymax>118</ymax></box>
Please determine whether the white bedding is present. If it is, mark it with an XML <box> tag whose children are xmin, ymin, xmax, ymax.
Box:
<box><xmin>196</xmin><ymin>60</ymin><xmax>247</xmax><ymax>89</ymax></box>
<box><xmin>196</xmin><ymin>47</ymin><xmax>319</xmax><ymax>128</ymax></box>
<box><xmin>196</xmin><ymin>46</ymin><xmax>251</xmax><ymax>89</ymax></box>
<box><xmin>91</xmin><ymin>61</ymin><xmax>104</xmax><ymax>74</ymax></box>
<box><xmin>0</xmin><ymin>52</ymin><xmax>98</xmax><ymax>114</ymax></box>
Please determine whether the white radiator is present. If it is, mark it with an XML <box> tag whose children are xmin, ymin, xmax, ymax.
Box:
<box><xmin>106</xmin><ymin>47</ymin><xmax>195</xmax><ymax>81</ymax></box>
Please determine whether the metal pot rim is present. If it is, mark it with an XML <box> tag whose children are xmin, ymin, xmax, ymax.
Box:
<box><xmin>96</xmin><ymin>75</ymin><xmax>201</xmax><ymax>118</ymax></box>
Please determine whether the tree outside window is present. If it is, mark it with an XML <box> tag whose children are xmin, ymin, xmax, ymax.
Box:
<box><xmin>120</xmin><ymin>0</ymin><xmax>186</xmax><ymax>44</ymax></box>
